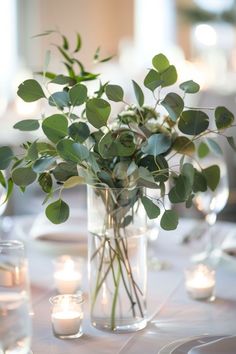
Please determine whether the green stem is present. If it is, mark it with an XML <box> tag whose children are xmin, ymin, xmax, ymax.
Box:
<box><xmin>114</xmin><ymin>238</ymin><xmax>136</xmax><ymax>318</ymax></box>
<box><xmin>111</xmin><ymin>262</ymin><xmax>121</xmax><ymax>330</ymax></box>
<box><xmin>120</xmin><ymin>237</ymin><xmax>144</xmax><ymax>318</ymax></box>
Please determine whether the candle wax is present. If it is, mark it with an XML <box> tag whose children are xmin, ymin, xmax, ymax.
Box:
<box><xmin>52</xmin><ymin>311</ymin><xmax>81</xmax><ymax>335</ymax></box>
<box><xmin>0</xmin><ymin>269</ymin><xmax>13</xmax><ymax>287</ymax></box>
<box><xmin>186</xmin><ymin>273</ymin><xmax>215</xmax><ymax>300</ymax></box>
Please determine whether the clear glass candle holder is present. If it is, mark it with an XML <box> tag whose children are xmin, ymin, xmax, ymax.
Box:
<box><xmin>50</xmin><ymin>293</ymin><xmax>84</xmax><ymax>339</ymax></box>
<box><xmin>53</xmin><ymin>255</ymin><xmax>83</xmax><ymax>294</ymax></box>
<box><xmin>185</xmin><ymin>264</ymin><xmax>216</xmax><ymax>301</ymax></box>
<box><xmin>0</xmin><ymin>240</ymin><xmax>32</xmax><ymax>353</ymax></box>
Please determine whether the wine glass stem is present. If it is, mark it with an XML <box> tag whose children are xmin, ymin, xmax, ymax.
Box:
<box><xmin>205</xmin><ymin>212</ymin><xmax>217</xmax><ymax>254</ymax></box>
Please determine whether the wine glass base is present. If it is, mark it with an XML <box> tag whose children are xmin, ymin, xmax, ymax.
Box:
<box><xmin>190</xmin><ymin>251</ymin><xmax>210</xmax><ymax>263</ymax></box>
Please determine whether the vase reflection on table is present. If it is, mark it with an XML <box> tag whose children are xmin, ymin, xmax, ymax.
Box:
<box><xmin>192</xmin><ymin>155</ymin><xmax>229</xmax><ymax>262</ymax></box>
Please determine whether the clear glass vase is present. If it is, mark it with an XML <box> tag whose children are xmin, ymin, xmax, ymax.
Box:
<box><xmin>87</xmin><ymin>186</ymin><xmax>147</xmax><ymax>332</ymax></box>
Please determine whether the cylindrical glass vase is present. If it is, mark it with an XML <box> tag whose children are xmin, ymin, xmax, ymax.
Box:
<box><xmin>87</xmin><ymin>186</ymin><xmax>147</xmax><ymax>332</ymax></box>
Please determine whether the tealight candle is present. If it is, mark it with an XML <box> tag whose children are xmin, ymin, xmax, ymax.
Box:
<box><xmin>50</xmin><ymin>293</ymin><xmax>84</xmax><ymax>339</ymax></box>
<box><xmin>0</xmin><ymin>267</ymin><xmax>13</xmax><ymax>287</ymax></box>
<box><xmin>185</xmin><ymin>264</ymin><xmax>215</xmax><ymax>301</ymax></box>
<box><xmin>53</xmin><ymin>256</ymin><xmax>83</xmax><ymax>294</ymax></box>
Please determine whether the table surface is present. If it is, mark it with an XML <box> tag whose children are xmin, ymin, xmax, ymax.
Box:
<box><xmin>3</xmin><ymin>215</ymin><xmax>236</xmax><ymax>354</ymax></box>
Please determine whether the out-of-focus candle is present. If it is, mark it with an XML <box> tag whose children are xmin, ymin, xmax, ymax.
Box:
<box><xmin>185</xmin><ymin>264</ymin><xmax>215</xmax><ymax>301</ymax></box>
<box><xmin>50</xmin><ymin>294</ymin><xmax>84</xmax><ymax>339</ymax></box>
<box><xmin>53</xmin><ymin>256</ymin><xmax>83</xmax><ymax>294</ymax></box>
<box><xmin>0</xmin><ymin>267</ymin><xmax>13</xmax><ymax>287</ymax></box>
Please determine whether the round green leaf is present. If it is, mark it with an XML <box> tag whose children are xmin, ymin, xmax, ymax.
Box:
<box><xmin>105</xmin><ymin>84</ymin><xmax>124</xmax><ymax>102</ymax></box>
<box><xmin>168</xmin><ymin>175</ymin><xmax>191</xmax><ymax>203</ymax></box>
<box><xmin>12</xmin><ymin>167</ymin><xmax>37</xmax><ymax>186</ymax></box>
<box><xmin>52</xmin><ymin>162</ymin><xmax>78</xmax><ymax>181</ymax></box>
<box><xmin>140</xmin><ymin>155</ymin><xmax>169</xmax><ymax>183</ymax></box>
<box><xmin>178</xmin><ymin>110</ymin><xmax>209</xmax><ymax>135</ymax></box>
<box><xmin>63</xmin><ymin>176</ymin><xmax>85</xmax><ymax>189</ymax></box>
<box><xmin>215</xmin><ymin>106</ymin><xmax>234</xmax><ymax>130</ymax></box>
<box><xmin>0</xmin><ymin>146</ymin><xmax>13</xmax><ymax>170</ymax></box>
<box><xmin>116</xmin><ymin>132</ymin><xmax>136</xmax><ymax>157</ymax></box>
<box><xmin>160</xmin><ymin>210</ymin><xmax>179</xmax><ymax>230</ymax></box>
<box><xmin>13</xmin><ymin>119</ymin><xmax>40</xmax><ymax>131</ymax></box>
<box><xmin>86</xmin><ymin>98</ymin><xmax>111</xmax><ymax>129</ymax></box>
<box><xmin>42</xmin><ymin>114</ymin><xmax>68</xmax><ymax>143</ymax></box>
<box><xmin>198</xmin><ymin>141</ymin><xmax>210</xmax><ymax>158</ymax></box>
<box><xmin>152</xmin><ymin>53</ymin><xmax>169</xmax><ymax>72</ymax></box>
<box><xmin>160</xmin><ymin>65</ymin><xmax>177</xmax><ymax>87</ymax></box>
<box><xmin>98</xmin><ymin>132</ymin><xmax>116</xmax><ymax>158</ymax></box>
<box><xmin>57</xmin><ymin>139</ymin><xmax>89</xmax><ymax>162</ymax></box>
<box><xmin>161</xmin><ymin>93</ymin><xmax>184</xmax><ymax>121</ymax></box>
<box><xmin>193</xmin><ymin>169</ymin><xmax>207</xmax><ymax>193</ymax></box>
<box><xmin>36</xmin><ymin>143</ymin><xmax>57</xmax><ymax>156</ymax></box>
<box><xmin>26</xmin><ymin>141</ymin><xmax>38</xmax><ymax>161</ymax></box>
<box><xmin>203</xmin><ymin>165</ymin><xmax>220</xmax><ymax>191</ymax></box>
<box><xmin>173</xmin><ymin>137</ymin><xmax>195</xmax><ymax>155</ymax></box>
<box><xmin>48</xmin><ymin>91</ymin><xmax>70</xmax><ymax>109</ymax></box>
<box><xmin>33</xmin><ymin>157</ymin><xmax>55</xmax><ymax>173</ymax></box>
<box><xmin>179</xmin><ymin>80</ymin><xmax>200</xmax><ymax>94</ymax></box>
<box><xmin>113</xmin><ymin>161</ymin><xmax>129</xmax><ymax>180</ymax></box>
<box><xmin>17</xmin><ymin>79</ymin><xmax>46</xmax><ymax>102</ymax></box>
<box><xmin>68</xmin><ymin>122</ymin><xmax>90</xmax><ymax>143</ymax></box>
<box><xmin>141</xmin><ymin>134</ymin><xmax>171</xmax><ymax>156</ymax></box>
<box><xmin>45</xmin><ymin>199</ymin><xmax>69</xmax><ymax>224</ymax></box>
<box><xmin>137</xmin><ymin>166</ymin><xmax>157</xmax><ymax>189</ymax></box>
<box><xmin>38</xmin><ymin>173</ymin><xmax>52</xmax><ymax>193</ymax></box>
<box><xmin>141</xmin><ymin>196</ymin><xmax>160</xmax><ymax>219</ymax></box>
<box><xmin>69</xmin><ymin>83</ymin><xmax>87</xmax><ymax>106</ymax></box>
<box><xmin>132</xmin><ymin>80</ymin><xmax>144</xmax><ymax>107</ymax></box>
<box><xmin>144</xmin><ymin>69</ymin><xmax>162</xmax><ymax>91</ymax></box>
<box><xmin>182</xmin><ymin>163</ymin><xmax>195</xmax><ymax>187</ymax></box>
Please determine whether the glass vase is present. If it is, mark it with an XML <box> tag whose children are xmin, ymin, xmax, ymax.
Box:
<box><xmin>87</xmin><ymin>186</ymin><xmax>147</xmax><ymax>332</ymax></box>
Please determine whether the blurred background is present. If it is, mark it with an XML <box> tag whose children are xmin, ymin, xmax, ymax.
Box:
<box><xmin>1</xmin><ymin>0</ymin><xmax>236</xmax><ymax>221</ymax></box>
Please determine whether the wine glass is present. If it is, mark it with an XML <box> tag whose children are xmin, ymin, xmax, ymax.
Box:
<box><xmin>192</xmin><ymin>155</ymin><xmax>229</xmax><ymax>262</ymax></box>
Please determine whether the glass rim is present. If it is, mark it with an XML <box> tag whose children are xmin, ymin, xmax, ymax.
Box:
<box><xmin>87</xmin><ymin>184</ymin><xmax>146</xmax><ymax>192</ymax></box>
<box><xmin>0</xmin><ymin>240</ymin><xmax>24</xmax><ymax>250</ymax></box>
<box><xmin>89</xmin><ymin>227</ymin><xmax>148</xmax><ymax>240</ymax></box>
<box><xmin>185</xmin><ymin>263</ymin><xmax>215</xmax><ymax>276</ymax></box>
<box><xmin>52</xmin><ymin>254</ymin><xmax>84</xmax><ymax>266</ymax></box>
<box><xmin>52</xmin><ymin>255</ymin><xmax>84</xmax><ymax>265</ymax></box>
<box><xmin>49</xmin><ymin>292</ymin><xmax>84</xmax><ymax>305</ymax></box>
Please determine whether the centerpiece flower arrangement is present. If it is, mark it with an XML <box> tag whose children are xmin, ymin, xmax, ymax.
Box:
<box><xmin>0</xmin><ymin>32</ymin><xmax>235</xmax><ymax>332</ymax></box>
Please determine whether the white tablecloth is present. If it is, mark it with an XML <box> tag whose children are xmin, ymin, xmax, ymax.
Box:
<box><xmin>5</xmin><ymin>216</ymin><xmax>236</xmax><ymax>353</ymax></box>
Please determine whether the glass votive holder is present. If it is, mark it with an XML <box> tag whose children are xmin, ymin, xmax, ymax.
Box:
<box><xmin>53</xmin><ymin>255</ymin><xmax>83</xmax><ymax>294</ymax></box>
<box><xmin>50</xmin><ymin>293</ymin><xmax>84</xmax><ymax>339</ymax></box>
<box><xmin>185</xmin><ymin>264</ymin><xmax>216</xmax><ymax>301</ymax></box>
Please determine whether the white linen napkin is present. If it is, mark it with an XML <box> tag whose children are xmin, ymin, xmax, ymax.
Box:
<box><xmin>29</xmin><ymin>209</ymin><xmax>87</xmax><ymax>243</ymax></box>
<box><xmin>188</xmin><ymin>335</ymin><xmax>236</xmax><ymax>354</ymax></box>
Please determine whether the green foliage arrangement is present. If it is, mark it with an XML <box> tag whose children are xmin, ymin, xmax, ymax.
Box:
<box><xmin>0</xmin><ymin>32</ymin><xmax>235</xmax><ymax>230</ymax></box>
